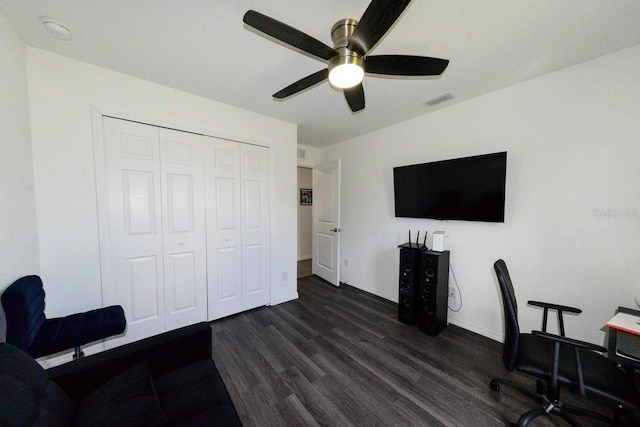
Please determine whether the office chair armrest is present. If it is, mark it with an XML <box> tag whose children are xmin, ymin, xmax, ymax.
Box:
<box><xmin>533</xmin><ymin>330</ymin><xmax>606</xmax><ymax>397</ymax></box>
<box><xmin>528</xmin><ymin>300</ymin><xmax>582</xmax><ymax>336</ymax></box>
<box><xmin>532</xmin><ymin>330</ymin><xmax>607</xmax><ymax>353</ymax></box>
<box><xmin>528</xmin><ymin>300</ymin><xmax>582</xmax><ymax>314</ymax></box>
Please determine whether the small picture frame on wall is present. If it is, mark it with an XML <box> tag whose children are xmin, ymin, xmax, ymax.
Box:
<box><xmin>300</xmin><ymin>188</ymin><xmax>312</xmax><ymax>205</ymax></box>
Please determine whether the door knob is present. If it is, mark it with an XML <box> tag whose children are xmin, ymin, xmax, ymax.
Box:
<box><xmin>330</xmin><ymin>228</ymin><xmax>341</xmax><ymax>232</ymax></box>
<box><xmin>179</xmin><ymin>241</ymin><xmax>185</xmax><ymax>246</ymax></box>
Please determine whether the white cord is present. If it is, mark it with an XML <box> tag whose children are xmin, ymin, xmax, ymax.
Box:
<box><xmin>448</xmin><ymin>261</ymin><xmax>463</xmax><ymax>312</ymax></box>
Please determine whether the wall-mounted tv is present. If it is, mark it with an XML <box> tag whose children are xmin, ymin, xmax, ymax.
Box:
<box><xmin>393</xmin><ymin>151</ymin><xmax>507</xmax><ymax>222</ymax></box>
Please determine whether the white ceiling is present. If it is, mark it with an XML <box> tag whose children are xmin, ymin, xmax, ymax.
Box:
<box><xmin>2</xmin><ymin>1</ymin><xmax>640</xmax><ymax>147</ymax></box>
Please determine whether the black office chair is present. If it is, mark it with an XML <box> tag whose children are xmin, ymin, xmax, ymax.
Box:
<box><xmin>490</xmin><ymin>259</ymin><xmax>640</xmax><ymax>426</ymax></box>
<box><xmin>1</xmin><ymin>275</ymin><xmax>126</xmax><ymax>360</ymax></box>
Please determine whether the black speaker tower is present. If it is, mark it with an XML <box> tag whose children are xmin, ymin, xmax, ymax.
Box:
<box><xmin>397</xmin><ymin>232</ymin><xmax>450</xmax><ymax>336</ymax></box>
<box><xmin>418</xmin><ymin>250</ymin><xmax>450</xmax><ymax>336</ymax></box>
<box><xmin>397</xmin><ymin>242</ymin><xmax>423</xmax><ymax>325</ymax></box>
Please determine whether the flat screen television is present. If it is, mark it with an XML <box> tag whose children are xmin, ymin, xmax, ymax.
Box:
<box><xmin>393</xmin><ymin>151</ymin><xmax>507</xmax><ymax>222</ymax></box>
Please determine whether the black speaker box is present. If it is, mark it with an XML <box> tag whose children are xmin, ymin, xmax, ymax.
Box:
<box><xmin>397</xmin><ymin>243</ymin><xmax>424</xmax><ymax>325</ymax></box>
<box><xmin>418</xmin><ymin>250</ymin><xmax>450</xmax><ymax>336</ymax></box>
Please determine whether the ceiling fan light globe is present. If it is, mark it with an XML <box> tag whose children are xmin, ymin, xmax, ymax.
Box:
<box><xmin>329</xmin><ymin>63</ymin><xmax>364</xmax><ymax>89</ymax></box>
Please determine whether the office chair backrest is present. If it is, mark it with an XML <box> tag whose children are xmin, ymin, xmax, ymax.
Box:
<box><xmin>1</xmin><ymin>275</ymin><xmax>47</xmax><ymax>351</ymax></box>
<box><xmin>494</xmin><ymin>259</ymin><xmax>521</xmax><ymax>371</ymax></box>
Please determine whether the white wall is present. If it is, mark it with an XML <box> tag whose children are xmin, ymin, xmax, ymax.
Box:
<box><xmin>25</xmin><ymin>48</ymin><xmax>298</xmax><ymax>321</ymax></box>
<box><xmin>297</xmin><ymin>144</ymin><xmax>322</xmax><ymax>168</ymax></box>
<box><xmin>297</xmin><ymin>167</ymin><xmax>313</xmax><ymax>260</ymax></box>
<box><xmin>0</xmin><ymin>14</ymin><xmax>39</xmax><ymax>340</ymax></box>
<box><xmin>323</xmin><ymin>45</ymin><xmax>640</xmax><ymax>345</ymax></box>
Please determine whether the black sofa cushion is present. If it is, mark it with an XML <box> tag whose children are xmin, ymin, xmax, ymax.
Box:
<box><xmin>2</xmin><ymin>323</ymin><xmax>242</xmax><ymax>427</ymax></box>
<box><xmin>0</xmin><ymin>343</ymin><xmax>75</xmax><ymax>427</ymax></box>
<box><xmin>48</xmin><ymin>322</ymin><xmax>214</xmax><ymax>401</ymax></box>
<box><xmin>154</xmin><ymin>359</ymin><xmax>240</xmax><ymax>426</ymax></box>
<box><xmin>75</xmin><ymin>360</ymin><xmax>168</xmax><ymax>427</ymax></box>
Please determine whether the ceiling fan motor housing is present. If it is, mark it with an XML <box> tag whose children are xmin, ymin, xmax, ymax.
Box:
<box><xmin>331</xmin><ymin>19</ymin><xmax>358</xmax><ymax>48</ymax></box>
<box><xmin>328</xmin><ymin>19</ymin><xmax>364</xmax><ymax>87</ymax></box>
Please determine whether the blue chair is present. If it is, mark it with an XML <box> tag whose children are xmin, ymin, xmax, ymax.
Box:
<box><xmin>1</xmin><ymin>275</ymin><xmax>126</xmax><ymax>359</ymax></box>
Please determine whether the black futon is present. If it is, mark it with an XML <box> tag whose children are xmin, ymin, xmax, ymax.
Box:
<box><xmin>0</xmin><ymin>322</ymin><xmax>241</xmax><ymax>426</ymax></box>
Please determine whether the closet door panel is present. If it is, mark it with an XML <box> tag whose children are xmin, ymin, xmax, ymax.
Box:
<box><xmin>241</xmin><ymin>144</ymin><xmax>271</xmax><ymax>310</ymax></box>
<box><xmin>160</xmin><ymin>129</ymin><xmax>207</xmax><ymax>331</ymax></box>
<box><xmin>167</xmin><ymin>252</ymin><xmax>196</xmax><ymax>310</ymax></box>
<box><xmin>102</xmin><ymin>118</ymin><xmax>165</xmax><ymax>346</ymax></box>
<box><xmin>129</xmin><ymin>256</ymin><xmax>160</xmax><ymax>320</ymax></box>
<box><xmin>217</xmin><ymin>247</ymin><xmax>240</xmax><ymax>299</ymax></box>
<box><xmin>206</xmin><ymin>138</ymin><xmax>242</xmax><ymax>320</ymax></box>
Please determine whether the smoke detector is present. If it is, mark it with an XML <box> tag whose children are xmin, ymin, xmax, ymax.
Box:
<box><xmin>39</xmin><ymin>17</ymin><xmax>72</xmax><ymax>41</ymax></box>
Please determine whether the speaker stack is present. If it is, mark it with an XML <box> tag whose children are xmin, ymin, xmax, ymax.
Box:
<box><xmin>418</xmin><ymin>250</ymin><xmax>450</xmax><ymax>336</ymax></box>
<box><xmin>397</xmin><ymin>236</ymin><xmax>450</xmax><ymax>336</ymax></box>
<box><xmin>397</xmin><ymin>242</ymin><xmax>423</xmax><ymax>325</ymax></box>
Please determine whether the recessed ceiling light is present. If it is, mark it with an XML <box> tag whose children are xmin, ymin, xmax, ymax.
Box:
<box><xmin>39</xmin><ymin>17</ymin><xmax>72</xmax><ymax>41</ymax></box>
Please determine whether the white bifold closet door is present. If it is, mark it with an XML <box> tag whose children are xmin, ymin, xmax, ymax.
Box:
<box><xmin>101</xmin><ymin>117</ymin><xmax>207</xmax><ymax>346</ymax></box>
<box><xmin>206</xmin><ymin>138</ymin><xmax>271</xmax><ymax>320</ymax></box>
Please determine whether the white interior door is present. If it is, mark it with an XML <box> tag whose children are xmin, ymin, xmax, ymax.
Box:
<box><xmin>159</xmin><ymin>128</ymin><xmax>207</xmax><ymax>331</ymax></box>
<box><xmin>240</xmin><ymin>144</ymin><xmax>271</xmax><ymax>310</ymax></box>
<box><xmin>102</xmin><ymin>118</ymin><xmax>165</xmax><ymax>345</ymax></box>
<box><xmin>206</xmin><ymin>138</ymin><xmax>242</xmax><ymax>320</ymax></box>
<box><xmin>312</xmin><ymin>159</ymin><xmax>341</xmax><ymax>286</ymax></box>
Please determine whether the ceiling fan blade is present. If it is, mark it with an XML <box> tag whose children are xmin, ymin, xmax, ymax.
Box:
<box><xmin>243</xmin><ymin>10</ymin><xmax>336</xmax><ymax>61</ymax></box>
<box><xmin>347</xmin><ymin>0</ymin><xmax>412</xmax><ymax>55</ymax></box>
<box><xmin>365</xmin><ymin>55</ymin><xmax>449</xmax><ymax>76</ymax></box>
<box><xmin>344</xmin><ymin>84</ymin><xmax>365</xmax><ymax>112</ymax></box>
<box><xmin>273</xmin><ymin>69</ymin><xmax>329</xmax><ymax>99</ymax></box>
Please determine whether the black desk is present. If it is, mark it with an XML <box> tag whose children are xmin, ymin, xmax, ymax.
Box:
<box><xmin>607</xmin><ymin>307</ymin><xmax>640</xmax><ymax>371</ymax></box>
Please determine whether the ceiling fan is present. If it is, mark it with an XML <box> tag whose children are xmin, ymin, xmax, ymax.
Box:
<box><xmin>242</xmin><ymin>0</ymin><xmax>449</xmax><ymax>113</ymax></box>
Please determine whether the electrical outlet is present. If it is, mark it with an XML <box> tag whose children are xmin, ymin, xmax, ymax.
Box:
<box><xmin>344</xmin><ymin>258</ymin><xmax>349</xmax><ymax>267</ymax></box>
<box><xmin>282</xmin><ymin>271</ymin><xmax>288</xmax><ymax>281</ymax></box>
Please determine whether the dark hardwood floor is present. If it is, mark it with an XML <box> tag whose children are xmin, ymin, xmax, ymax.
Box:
<box><xmin>211</xmin><ymin>275</ymin><xmax>619</xmax><ymax>426</ymax></box>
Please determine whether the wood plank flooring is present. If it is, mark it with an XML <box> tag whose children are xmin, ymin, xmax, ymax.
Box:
<box><xmin>297</xmin><ymin>259</ymin><xmax>312</xmax><ymax>279</ymax></box>
<box><xmin>211</xmin><ymin>275</ymin><xmax>620</xmax><ymax>426</ymax></box>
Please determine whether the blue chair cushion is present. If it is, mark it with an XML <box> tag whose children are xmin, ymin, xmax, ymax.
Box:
<box><xmin>1</xmin><ymin>275</ymin><xmax>126</xmax><ymax>359</ymax></box>
<box><xmin>1</xmin><ymin>275</ymin><xmax>46</xmax><ymax>350</ymax></box>
<box><xmin>29</xmin><ymin>305</ymin><xmax>126</xmax><ymax>359</ymax></box>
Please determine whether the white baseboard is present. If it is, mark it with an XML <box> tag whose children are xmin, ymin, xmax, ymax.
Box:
<box><xmin>271</xmin><ymin>292</ymin><xmax>299</xmax><ymax>306</ymax></box>
<box><xmin>447</xmin><ymin>316</ymin><xmax>503</xmax><ymax>342</ymax></box>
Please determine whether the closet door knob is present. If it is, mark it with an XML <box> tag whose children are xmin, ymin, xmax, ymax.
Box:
<box><xmin>179</xmin><ymin>241</ymin><xmax>185</xmax><ymax>246</ymax></box>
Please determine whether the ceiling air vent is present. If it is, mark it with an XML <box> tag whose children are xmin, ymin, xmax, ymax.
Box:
<box><xmin>423</xmin><ymin>92</ymin><xmax>453</xmax><ymax>107</ymax></box>
<box><xmin>297</xmin><ymin>148</ymin><xmax>306</xmax><ymax>159</ymax></box>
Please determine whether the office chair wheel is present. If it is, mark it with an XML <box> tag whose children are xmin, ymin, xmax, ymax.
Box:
<box><xmin>490</xmin><ymin>379</ymin><xmax>500</xmax><ymax>392</ymax></box>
